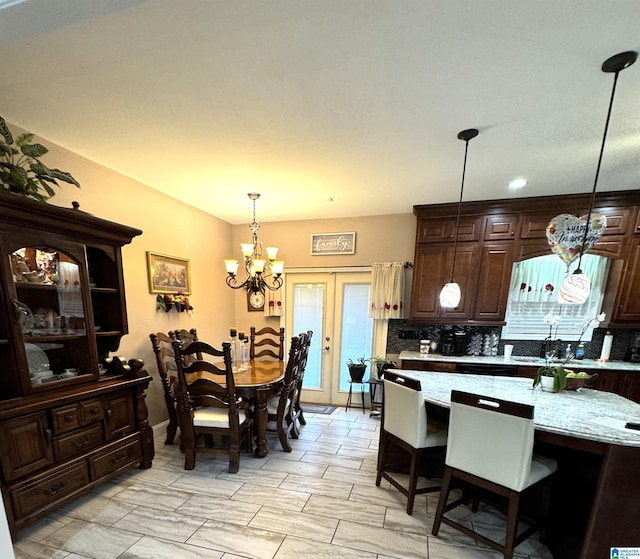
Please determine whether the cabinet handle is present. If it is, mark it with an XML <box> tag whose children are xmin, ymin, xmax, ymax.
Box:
<box><xmin>65</xmin><ymin>414</ymin><xmax>75</xmax><ymax>423</ymax></box>
<box><xmin>111</xmin><ymin>450</ymin><xmax>128</xmax><ymax>464</ymax></box>
<box><xmin>43</xmin><ymin>481</ymin><xmax>65</xmax><ymax>496</ymax></box>
<box><xmin>45</xmin><ymin>428</ymin><xmax>53</xmax><ymax>443</ymax></box>
<box><xmin>72</xmin><ymin>436</ymin><xmax>91</xmax><ymax>448</ymax></box>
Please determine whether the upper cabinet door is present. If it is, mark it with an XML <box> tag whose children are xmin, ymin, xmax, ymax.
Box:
<box><xmin>613</xmin><ymin>238</ymin><xmax>640</xmax><ymax>323</ymax></box>
<box><xmin>474</xmin><ymin>242</ymin><xmax>514</xmax><ymax>322</ymax></box>
<box><xmin>416</xmin><ymin>217</ymin><xmax>482</xmax><ymax>243</ymax></box>
<box><xmin>5</xmin><ymin>232</ymin><xmax>99</xmax><ymax>395</ymax></box>
<box><xmin>409</xmin><ymin>242</ymin><xmax>478</xmax><ymax>321</ymax></box>
<box><xmin>484</xmin><ymin>215</ymin><xmax>520</xmax><ymax>241</ymax></box>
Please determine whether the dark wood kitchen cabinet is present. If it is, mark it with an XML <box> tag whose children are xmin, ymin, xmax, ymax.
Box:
<box><xmin>474</xmin><ymin>242</ymin><xmax>514</xmax><ymax>321</ymax></box>
<box><xmin>611</xmin><ymin>236</ymin><xmax>640</xmax><ymax>323</ymax></box>
<box><xmin>0</xmin><ymin>192</ymin><xmax>153</xmax><ymax>537</ymax></box>
<box><xmin>410</xmin><ymin>190</ymin><xmax>640</xmax><ymax>326</ymax></box>
<box><xmin>409</xmin><ymin>242</ymin><xmax>477</xmax><ymax>321</ymax></box>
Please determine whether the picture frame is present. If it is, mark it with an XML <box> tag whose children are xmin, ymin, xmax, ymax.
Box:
<box><xmin>310</xmin><ymin>232</ymin><xmax>356</xmax><ymax>255</ymax></box>
<box><xmin>146</xmin><ymin>252</ymin><xmax>191</xmax><ymax>294</ymax></box>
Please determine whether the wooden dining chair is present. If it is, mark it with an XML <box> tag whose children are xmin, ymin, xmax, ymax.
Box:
<box><xmin>250</xmin><ymin>326</ymin><xmax>285</xmax><ymax>360</ymax></box>
<box><xmin>266</xmin><ymin>334</ymin><xmax>304</xmax><ymax>451</ymax></box>
<box><xmin>290</xmin><ymin>330</ymin><xmax>313</xmax><ymax>438</ymax></box>
<box><xmin>149</xmin><ymin>331</ymin><xmax>180</xmax><ymax>445</ymax></box>
<box><xmin>171</xmin><ymin>339</ymin><xmax>252</xmax><ymax>473</ymax></box>
<box><xmin>376</xmin><ymin>370</ymin><xmax>448</xmax><ymax>514</ymax></box>
<box><xmin>432</xmin><ymin>390</ymin><xmax>558</xmax><ymax>559</ymax></box>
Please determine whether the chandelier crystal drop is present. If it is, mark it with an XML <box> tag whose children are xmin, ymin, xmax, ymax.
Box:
<box><xmin>224</xmin><ymin>193</ymin><xmax>284</xmax><ymax>292</ymax></box>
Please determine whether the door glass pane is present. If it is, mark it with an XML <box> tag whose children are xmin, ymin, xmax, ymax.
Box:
<box><xmin>339</xmin><ymin>283</ymin><xmax>373</xmax><ymax>391</ymax></box>
<box><xmin>292</xmin><ymin>283</ymin><xmax>324</xmax><ymax>390</ymax></box>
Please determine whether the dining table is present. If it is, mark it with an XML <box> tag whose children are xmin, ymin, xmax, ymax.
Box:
<box><xmin>395</xmin><ymin>370</ymin><xmax>640</xmax><ymax>559</ymax></box>
<box><xmin>228</xmin><ymin>359</ymin><xmax>285</xmax><ymax>458</ymax></box>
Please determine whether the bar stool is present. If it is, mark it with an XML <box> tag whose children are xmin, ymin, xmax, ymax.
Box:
<box><xmin>345</xmin><ymin>379</ymin><xmax>365</xmax><ymax>413</ymax></box>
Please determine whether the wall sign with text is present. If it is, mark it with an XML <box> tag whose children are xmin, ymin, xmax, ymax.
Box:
<box><xmin>311</xmin><ymin>232</ymin><xmax>356</xmax><ymax>255</ymax></box>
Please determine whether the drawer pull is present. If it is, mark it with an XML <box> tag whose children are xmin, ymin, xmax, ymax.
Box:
<box><xmin>111</xmin><ymin>450</ymin><xmax>128</xmax><ymax>464</ymax></box>
<box><xmin>72</xmin><ymin>436</ymin><xmax>91</xmax><ymax>448</ymax></box>
<box><xmin>44</xmin><ymin>482</ymin><xmax>65</xmax><ymax>496</ymax></box>
<box><xmin>65</xmin><ymin>414</ymin><xmax>75</xmax><ymax>422</ymax></box>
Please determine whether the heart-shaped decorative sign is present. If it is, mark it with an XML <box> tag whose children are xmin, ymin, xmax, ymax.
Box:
<box><xmin>546</xmin><ymin>212</ymin><xmax>607</xmax><ymax>268</ymax></box>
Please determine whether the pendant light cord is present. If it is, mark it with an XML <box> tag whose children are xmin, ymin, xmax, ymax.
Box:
<box><xmin>575</xmin><ymin>70</ymin><xmax>620</xmax><ymax>274</ymax></box>
<box><xmin>449</xmin><ymin>136</ymin><xmax>472</xmax><ymax>282</ymax></box>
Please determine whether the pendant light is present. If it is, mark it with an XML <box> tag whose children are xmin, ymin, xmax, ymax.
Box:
<box><xmin>558</xmin><ymin>51</ymin><xmax>637</xmax><ymax>304</ymax></box>
<box><xmin>439</xmin><ymin>128</ymin><xmax>479</xmax><ymax>308</ymax></box>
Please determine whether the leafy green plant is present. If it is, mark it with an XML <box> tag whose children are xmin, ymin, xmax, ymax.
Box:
<box><xmin>0</xmin><ymin>115</ymin><xmax>80</xmax><ymax>202</ymax></box>
<box><xmin>532</xmin><ymin>363</ymin><xmax>567</xmax><ymax>392</ymax></box>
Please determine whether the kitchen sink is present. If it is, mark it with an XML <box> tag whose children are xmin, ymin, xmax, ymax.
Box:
<box><xmin>511</xmin><ymin>356</ymin><xmax>545</xmax><ymax>363</ymax></box>
<box><xmin>511</xmin><ymin>356</ymin><xmax>584</xmax><ymax>366</ymax></box>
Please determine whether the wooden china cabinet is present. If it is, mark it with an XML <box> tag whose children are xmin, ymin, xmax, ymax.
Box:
<box><xmin>0</xmin><ymin>192</ymin><xmax>153</xmax><ymax>537</ymax></box>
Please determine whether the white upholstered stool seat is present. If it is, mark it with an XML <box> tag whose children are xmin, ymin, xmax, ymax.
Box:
<box><xmin>375</xmin><ymin>370</ymin><xmax>448</xmax><ymax>514</ymax></box>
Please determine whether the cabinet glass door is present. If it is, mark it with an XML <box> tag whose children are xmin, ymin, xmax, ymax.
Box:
<box><xmin>11</xmin><ymin>244</ymin><xmax>98</xmax><ymax>392</ymax></box>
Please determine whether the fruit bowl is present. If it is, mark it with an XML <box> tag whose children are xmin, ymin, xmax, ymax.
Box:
<box><xmin>564</xmin><ymin>373</ymin><xmax>597</xmax><ymax>391</ymax></box>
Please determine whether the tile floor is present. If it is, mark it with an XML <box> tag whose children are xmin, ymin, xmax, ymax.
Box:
<box><xmin>13</xmin><ymin>407</ymin><xmax>553</xmax><ymax>559</ymax></box>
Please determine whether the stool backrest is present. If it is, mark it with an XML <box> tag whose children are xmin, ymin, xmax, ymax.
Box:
<box><xmin>383</xmin><ymin>370</ymin><xmax>428</xmax><ymax>449</ymax></box>
<box><xmin>447</xmin><ymin>390</ymin><xmax>535</xmax><ymax>491</ymax></box>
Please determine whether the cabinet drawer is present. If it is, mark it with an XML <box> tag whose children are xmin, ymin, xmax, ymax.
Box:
<box><xmin>89</xmin><ymin>436</ymin><xmax>141</xmax><ymax>480</ymax></box>
<box><xmin>80</xmin><ymin>399</ymin><xmax>104</xmax><ymax>424</ymax></box>
<box><xmin>51</xmin><ymin>405</ymin><xmax>81</xmax><ymax>434</ymax></box>
<box><xmin>11</xmin><ymin>461</ymin><xmax>89</xmax><ymax>519</ymax></box>
<box><xmin>54</xmin><ymin>424</ymin><xmax>104</xmax><ymax>462</ymax></box>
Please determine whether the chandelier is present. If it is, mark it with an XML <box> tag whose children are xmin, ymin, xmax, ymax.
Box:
<box><xmin>224</xmin><ymin>193</ymin><xmax>284</xmax><ymax>292</ymax></box>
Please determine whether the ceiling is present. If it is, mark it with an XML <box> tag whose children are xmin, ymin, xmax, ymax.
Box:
<box><xmin>1</xmin><ymin>1</ymin><xmax>639</xmax><ymax>224</ymax></box>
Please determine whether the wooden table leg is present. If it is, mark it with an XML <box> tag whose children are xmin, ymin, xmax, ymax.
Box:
<box><xmin>254</xmin><ymin>387</ymin><xmax>270</xmax><ymax>458</ymax></box>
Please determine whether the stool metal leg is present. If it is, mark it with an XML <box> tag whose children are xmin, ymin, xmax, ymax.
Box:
<box><xmin>345</xmin><ymin>383</ymin><xmax>353</xmax><ymax>411</ymax></box>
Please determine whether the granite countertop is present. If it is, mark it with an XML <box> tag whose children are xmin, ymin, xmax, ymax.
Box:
<box><xmin>397</xmin><ymin>370</ymin><xmax>640</xmax><ymax>447</ymax></box>
<box><xmin>399</xmin><ymin>350</ymin><xmax>640</xmax><ymax>373</ymax></box>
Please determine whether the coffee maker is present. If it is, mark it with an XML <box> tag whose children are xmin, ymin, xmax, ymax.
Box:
<box><xmin>441</xmin><ymin>329</ymin><xmax>467</xmax><ymax>356</ymax></box>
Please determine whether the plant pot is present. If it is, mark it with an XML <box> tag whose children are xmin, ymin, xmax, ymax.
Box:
<box><xmin>376</xmin><ymin>362</ymin><xmax>394</xmax><ymax>379</ymax></box>
<box><xmin>540</xmin><ymin>376</ymin><xmax>556</xmax><ymax>392</ymax></box>
<box><xmin>348</xmin><ymin>364</ymin><xmax>367</xmax><ymax>383</ymax></box>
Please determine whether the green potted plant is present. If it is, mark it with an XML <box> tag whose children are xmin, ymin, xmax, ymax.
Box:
<box><xmin>346</xmin><ymin>357</ymin><xmax>367</xmax><ymax>382</ymax></box>
<box><xmin>0</xmin><ymin>115</ymin><xmax>80</xmax><ymax>202</ymax></box>
<box><xmin>367</xmin><ymin>356</ymin><xmax>396</xmax><ymax>379</ymax></box>
<box><xmin>532</xmin><ymin>312</ymin><xmax>605</xmax><ymax>392</ymax></box>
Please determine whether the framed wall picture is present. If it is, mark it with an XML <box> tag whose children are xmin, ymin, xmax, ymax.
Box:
<box><xmin>310</xmin><ymin>232</ymin><xmax>356</xmax><ymax>255</ymax></box>
<box><xmin>146</xmin><ymin>252</ymin><xmax>191</xmax><ymax>294</ymax></box>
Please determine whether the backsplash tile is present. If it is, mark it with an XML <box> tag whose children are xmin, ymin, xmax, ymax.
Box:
<box><xmin>386</xmin><ymin>319</ymin><xmax>637</xmax><ymax>361</ymax></box>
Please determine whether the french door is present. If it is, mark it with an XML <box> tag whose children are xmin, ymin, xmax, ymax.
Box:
<box><xmin>285</xmin><ymin>271</ymin><xmax>373</xmax><ymax>406</ymax></box>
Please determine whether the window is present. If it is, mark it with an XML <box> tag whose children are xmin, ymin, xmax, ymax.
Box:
<box><xmin>501</xmin><ymin>254</ymin><xmax>609</xmax><ymax>341</ymax></box>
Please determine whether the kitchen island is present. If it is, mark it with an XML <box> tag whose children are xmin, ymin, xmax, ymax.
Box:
<box><xmin>398</xmin><ymin>369</ymin><xmax>640</xmax><ymax>559</ymax></box>
<box><xmin>400</xmin><ymin>351</ymin><xmax>640</xmax><ymax>403</ymax></box>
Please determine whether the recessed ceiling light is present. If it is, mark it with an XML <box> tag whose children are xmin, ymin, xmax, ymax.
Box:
<box><xmin>0</xmin><ymin>0</ymin><xmax>28</xmax><ymax>9</ymax></box>
<box><xmin>508</xmin><ymin>178</ymin><xmax>528</xmax><ymax>190</ymax></box>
